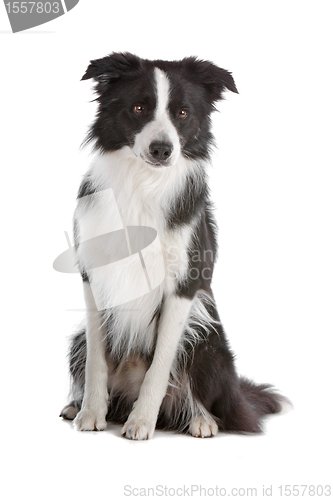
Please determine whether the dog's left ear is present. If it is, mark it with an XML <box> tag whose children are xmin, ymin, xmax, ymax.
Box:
<box><xmin>183</xmin><ymin>57</ymin><xmax>238</xmax><ymax>104</ymax></box>
<box><xmin>81</xmin><ymin>52</ymin><xmax>142</xmax><ymax>83</ymax></box>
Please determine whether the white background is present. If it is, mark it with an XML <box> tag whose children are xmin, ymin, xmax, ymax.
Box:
<box><xmin>1</xmin><ymin>1</ymin><xmax>332</xmax><ymax>499</ymax></box>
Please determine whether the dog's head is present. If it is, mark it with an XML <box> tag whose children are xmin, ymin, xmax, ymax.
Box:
<box><xmin>82</xmin><ymin>52</ymin><xmax>238</xmax><ymax>167</ymax></box>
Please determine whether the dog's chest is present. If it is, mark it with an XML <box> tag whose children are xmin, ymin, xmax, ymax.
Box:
<box><xmin>76</xmin><ymin>184</ymin><xmax>192</xmax><ymax>353</ymax></box>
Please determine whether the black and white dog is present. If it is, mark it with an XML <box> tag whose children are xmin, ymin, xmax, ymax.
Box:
<box><xmin>60</xmin><ymin>52</ymin><xmax>288</xmax><ymax>439</ymax></box>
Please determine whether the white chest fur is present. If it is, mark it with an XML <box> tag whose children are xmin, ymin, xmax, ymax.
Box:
<box><xmin>75</xmin><ymin>150</ymin><xmax>199</xmax><ymax>355</ymax></box>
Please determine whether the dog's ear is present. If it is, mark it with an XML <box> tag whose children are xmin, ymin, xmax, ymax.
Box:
<box><xmin>183</xmin><ymin>57</ymin><xmax>238</xmax><ymax>104</ymax></box>
<box><xmin>81</xmin><ymin>52</ymin><xmax>142</xmax><ymax>82</ymax></box>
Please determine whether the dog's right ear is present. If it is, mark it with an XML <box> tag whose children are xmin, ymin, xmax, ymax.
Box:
<box><xmin>81</xmin><ymin>52</ymin><xmax>142</xmax><ymax>82</ymax></box>
<box><xmin>182</xmin><ymin>57</ymin><xmax>238</xmax><ymax>107</ymax></box>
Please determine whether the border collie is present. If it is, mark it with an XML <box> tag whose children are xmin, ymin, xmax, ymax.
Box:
<box><xmin>60</xmin><ymin>52</ymin><xmax>288</xmax><ymax>439</ymax></box>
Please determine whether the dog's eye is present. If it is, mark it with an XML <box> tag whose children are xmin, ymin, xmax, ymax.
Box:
<box><xmin>134</xmin><ymin>105</ymin><xmax>145</xmax><ymax>114</ymax></box>
<box><xmin>178</xmin><ymin>110</ymin><xmax>187</xmax><ymax>119</ymax></box>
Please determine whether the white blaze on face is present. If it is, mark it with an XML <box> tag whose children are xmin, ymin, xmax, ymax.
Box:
<box><xmin>132</xmin><ymin>68</ymin><xmax>181</xmax><ymax>167</ymax></box>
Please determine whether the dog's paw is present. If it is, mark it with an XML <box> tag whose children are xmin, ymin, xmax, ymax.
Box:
<box><xmin>73</xmin><ymin>408</ymin><xmax>107</xmax><ymax>431</ymax></box>
<box><xmin>59</xmin><ymin>402</ymin><xmax>80</xmax><ymax>420</ymax></box>
<box><xmin>122</xmin><ymin>412</ymin><xmax>155</xmax><ymax>440</ymax></box>
<box><xmin>189</xmin><ymin>415</ymin><xmax>218</xmax><ymax>438</ymax></box>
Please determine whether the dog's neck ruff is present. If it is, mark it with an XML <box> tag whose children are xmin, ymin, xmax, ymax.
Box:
<box><xmin>88</xmin><ymin>148</ymin><xmax>207</xmax><ymax>229</ymax></box>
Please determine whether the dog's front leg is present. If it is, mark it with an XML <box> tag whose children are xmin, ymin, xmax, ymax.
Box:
<box><xmin>73</xmin><ymin>282</ymin><xmax>109</xmax><ymax>431</ymax></box>
<box><xmin>122</xmin><ymin>294</ymin><xmax>192</xmax><ymax>440</ymax></box>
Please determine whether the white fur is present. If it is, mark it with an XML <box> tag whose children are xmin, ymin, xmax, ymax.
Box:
<box><xmin>73</xmin><ymin>282</ymin><xmax>109</xmax><ymax>431</ymax></box>
<box><xmin>133</xmin><ymin>68</ymin><xmax>181</xmax><ymax>166</ymax></box>
<box><xmin>60</xmin><ymin>403</ymin><xmax>79</xmax><ymax>420</ymax></box>
<box><xmin>278</xmin><ymin>398</ymin><xmax>294</xmax><ymax>414</ymax></box>
<box><xmin>122</xmin><ymin>295</ymin><xmax>192</xmax><ymax>439</ymax></box>
<box><xmin>180</xmin><ymin>290</ymin><xmax>220</xmax><ymax>362</ymax></box>
<box><xmin>189</xmin><ymin>414</ymin><xmax>218</xmax><ymax>438</ymax></box>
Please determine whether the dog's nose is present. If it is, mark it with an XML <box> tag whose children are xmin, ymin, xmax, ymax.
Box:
<box><xmin>149</xmin><ymin>141</ymin><xmax>173</xmax><ymax>161</ymax></box>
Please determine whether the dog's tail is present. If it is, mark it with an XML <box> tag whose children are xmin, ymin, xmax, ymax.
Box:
<box><xmin>240</xmin><ymin>377</ymin><xmax>291</xmax><ymax>418</ymax></box>
<box><xmin>212</xmin><ymin>375</ymin><xmax>291</xmax><ymax>434</ymax></box>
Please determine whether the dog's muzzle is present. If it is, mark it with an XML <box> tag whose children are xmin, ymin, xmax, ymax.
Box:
<box><xmin>148</xmin><ymin>140</ymin><xmax>173</xmax><ymax>166</ymax></box>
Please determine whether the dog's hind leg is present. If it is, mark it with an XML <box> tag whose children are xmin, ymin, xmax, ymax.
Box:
<box><xmin>188</xmin><ymin>317</ymin><xmax>286</xmax><ymax>433</ymax></box>
<box><xmin>60</xmin><ymin>400</ymin><xmax>81</xmax><ymax>420</ymax></box>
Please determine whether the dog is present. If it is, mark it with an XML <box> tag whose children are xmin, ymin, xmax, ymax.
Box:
<box><xmin>60</xmin><ymin>52</ymin><xmax>288</xmax><ymax>439</ymax></box>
